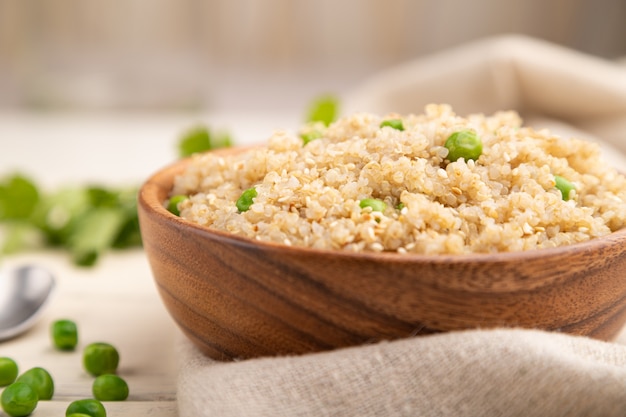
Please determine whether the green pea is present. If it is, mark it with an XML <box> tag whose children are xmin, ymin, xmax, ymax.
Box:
<box><xmin>0</xmin><ymin>357</ymin><xmax>18</xmax><ymax>387</ymax></box>
<box><xmin>1</xmin><ymin>382</ymin><xmax>38</xmax><ymax>417</ymax></box>
<box><xmin>166</xmin><ymin>195</ymin><xmax>188</xmax><ymax>216</ymax></box>
<box><xmin>16</xmin><ymin>367</ymin><xmax>54</xmax><ymax>400</ymax></box>
<box><xmin>379</xmin><ymin>119</ymin><xmax>405</xmax><ymax>131</ymax></box>
<box><xmin>300</xmin><ymin>130</ymin><xmax>323</xmax><ymax>145</ymax></box>
<box><xmin>92</xmin><ymin>374</ymin><xmax>129</xmax><ymax>401</ymax></box>
<box><xmin>554</xmin><ymin>175</ymin><xmax>575</xmax><ymax>200</ymax></box>
<box><xmin>359</xmin><ymin>198</ymin><xmax>387</xmax><ymax>212</ymax></box>
<box><xmin>396</xmin><ymin>202</ymin><xmax>405</xmax><ymax>210</ymax></box>
<box><xmin>444</xmin><ymin>130</ymin><xmax>482</xmax><ymax>162</ymax></box>
<box><xmin>51</xmin><ymin>319</ymin><xmax>78</xmax><ymax>351</ymax></box>
<box><xmin>67</xmin><ymin>414</ymin><xmax>94</xmax><ymax>417</ymax></box>
<box><xmin>236</xmin><ymin>187</ymin><xmax>258</xmax><ymax>213</ymax></box>
<box><xmin>83</xmin><ymin>343</ymin><xmax>120</xmax><ymax>377</ymax></box>
<box><xmin>65</xmin><ymin>399</ymin><xmax>107</xmax><ymax>417</ymax></box>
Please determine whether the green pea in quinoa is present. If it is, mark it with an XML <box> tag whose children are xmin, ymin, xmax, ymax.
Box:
<box><xmin>170</xmin><ymin>104</ymin><xmax>626</xmax><ymax>254</ymax></box>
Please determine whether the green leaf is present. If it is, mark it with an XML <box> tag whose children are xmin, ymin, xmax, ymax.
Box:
<box><xmin>68</xmin><ymin>207</ymin><xmax>127</xmax><ymax>267</ymax></box>
<box><xmin>87</xmin><ymin>186</ymin><xmax>122</xmax><ymax>208</ymax></box>
<box><xmin>30</xmin><ymin>187</ymin><xmax>91</xmax><ymax>246</ymax></box>
<box><xmin>112</xmin><ymin>213</ymin><xmax>142</xmax><ymax>249</ymax></box>
<box><xmin>178</xmin><ymin>125</ymin><xmax>233</xmax><ymax>158</ymax></box>
<box><xmin>110</xmin><ymin>187</ymin><xmax>142</xmax><ymax>249</ymax></box>
<box><xmin>305</xmin><ymin>95</ymin><xmax>339</xmax><ymax>126</ymax></box>
<box><xmin>1</xmin><ymin>221</ymin><xmax>43</xmax><ymax>254</ymax></box>
<box><xmin>7</xmin><ymin>183</ymin><xmax>144</xmax><ymax>266</ymax></box>
<box><xmin>178</xmin><ymin>126</ymin><xmax>211</xmax><ymax>157</ymax></box>
<box><xmin>0</xmin><ymin>174</ymin><xmax>40</xmax><ymax>220</ymax></box>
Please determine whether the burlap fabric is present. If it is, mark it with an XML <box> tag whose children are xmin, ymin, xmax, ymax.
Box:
<box><xmin>177</xmin><ymin>36</ymin><xmax>626</xmax><ymax>417</ymax></box>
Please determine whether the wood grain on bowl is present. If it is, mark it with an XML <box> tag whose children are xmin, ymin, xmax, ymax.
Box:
<box><xmin>138</xmin><ymin>148</ymin><xmax>626</xmax><ymax>361</ymax></box>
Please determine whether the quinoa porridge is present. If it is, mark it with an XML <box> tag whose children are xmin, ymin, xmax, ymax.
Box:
<box><xmin>170</xmin><ymin>104</ymin><xmax>626</xmax><ymax>254</ymax></box>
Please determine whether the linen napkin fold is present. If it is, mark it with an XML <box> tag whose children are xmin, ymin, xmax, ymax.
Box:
<box><xmin>177</xmin><ymin>35</ymin><xmax>626</xmax><ymax>417</ymax></box>
<box><xmin>178</xmin><ymin>328</ymin><xmax>626</xmax><ymax>417</ymax></box>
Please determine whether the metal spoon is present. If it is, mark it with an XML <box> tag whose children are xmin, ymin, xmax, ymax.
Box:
<box><xmin>0</xmin><ymin>265</ymin><xmax>55</xmax><ymax>341</ymax></box>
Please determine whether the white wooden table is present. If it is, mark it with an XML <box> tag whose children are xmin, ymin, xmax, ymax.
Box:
<box><xmin>0</xmin><ymin>110</ymin><xmax>299</xmax><ymax>416</ymax></box>
<box><xmin>1</xmin><ymin>251</ymin><xmax>179</xmax><ymax>416</ymax></box>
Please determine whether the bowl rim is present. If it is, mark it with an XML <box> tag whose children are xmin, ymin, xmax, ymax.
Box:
<box><xmin>139</xmin><ymin>147</ymin><xmax>626</xmax><ymax>265</ymax></box>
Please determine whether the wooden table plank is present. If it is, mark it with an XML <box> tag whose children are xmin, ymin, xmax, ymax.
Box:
<box><xmin>26</xmin><ymin>401</ymin><xmax>177</xmax><ymax>416</ymax></box>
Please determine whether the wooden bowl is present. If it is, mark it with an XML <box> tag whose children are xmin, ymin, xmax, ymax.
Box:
<box><xmin>138</xmin><ymin>147</ymin><xmax>626</xmax><ymax>361</ymax></box>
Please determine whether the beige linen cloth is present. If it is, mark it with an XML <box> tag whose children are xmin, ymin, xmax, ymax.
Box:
<box><xmin>177</xmin><ymin>36</ymin><xmax>626</xmax><ymax>417</ymax></box>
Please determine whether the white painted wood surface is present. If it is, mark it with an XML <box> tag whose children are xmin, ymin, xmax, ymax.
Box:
<box><xmin>0</xmin><ymin>251</ymin><xmax>179</xmax><ymax>416</ymax></box>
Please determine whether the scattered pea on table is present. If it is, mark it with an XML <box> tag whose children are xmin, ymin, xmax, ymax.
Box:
<box><xmin>0</xmin><ymin>357</ymin><xmax>18</xmax><ymax>386</ymax></box>
<box><xmin>83</xmin><ymin>342</ymin><xmax>120</xmax><ymax>377</ymax></box>
<box><xmin>16</xmin><ymin>367</ymin><xmax>54</xmax><ymax>400</ymax></box>
<box><xmin>51</xmin><ymin>319</ymin><xmax>79</xmax><ymax>351</ymax></box>
<box><xmin>92</xmin><ymin>374</ymin><xmax>130</xmax><ymax>401</ymax></box>
<box><xmin>65</xmin><ymin>398</ymin><xmax>107</xmax><ymax>417</ymax></box>
<box><xmin>1</xmin><ymin>382</ymin><xmax>38</xmax><ymax>417</ymax></box>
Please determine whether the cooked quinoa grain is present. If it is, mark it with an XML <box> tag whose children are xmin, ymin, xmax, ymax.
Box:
<box><xmin>171</xmin><ymin>104</ymin><xmax>626</xmax><ymax>254</ymax></box>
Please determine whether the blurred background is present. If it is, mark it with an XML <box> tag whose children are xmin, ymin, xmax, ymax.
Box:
<box><xmin>1</xmin><ymin>0</ymin><xmax>625</xmax><ymax>114</ymax></box>
<box><xmin>0</xmin><ymin>0</ymin><xmax>626</xmax><ymax>266</ymax></box>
